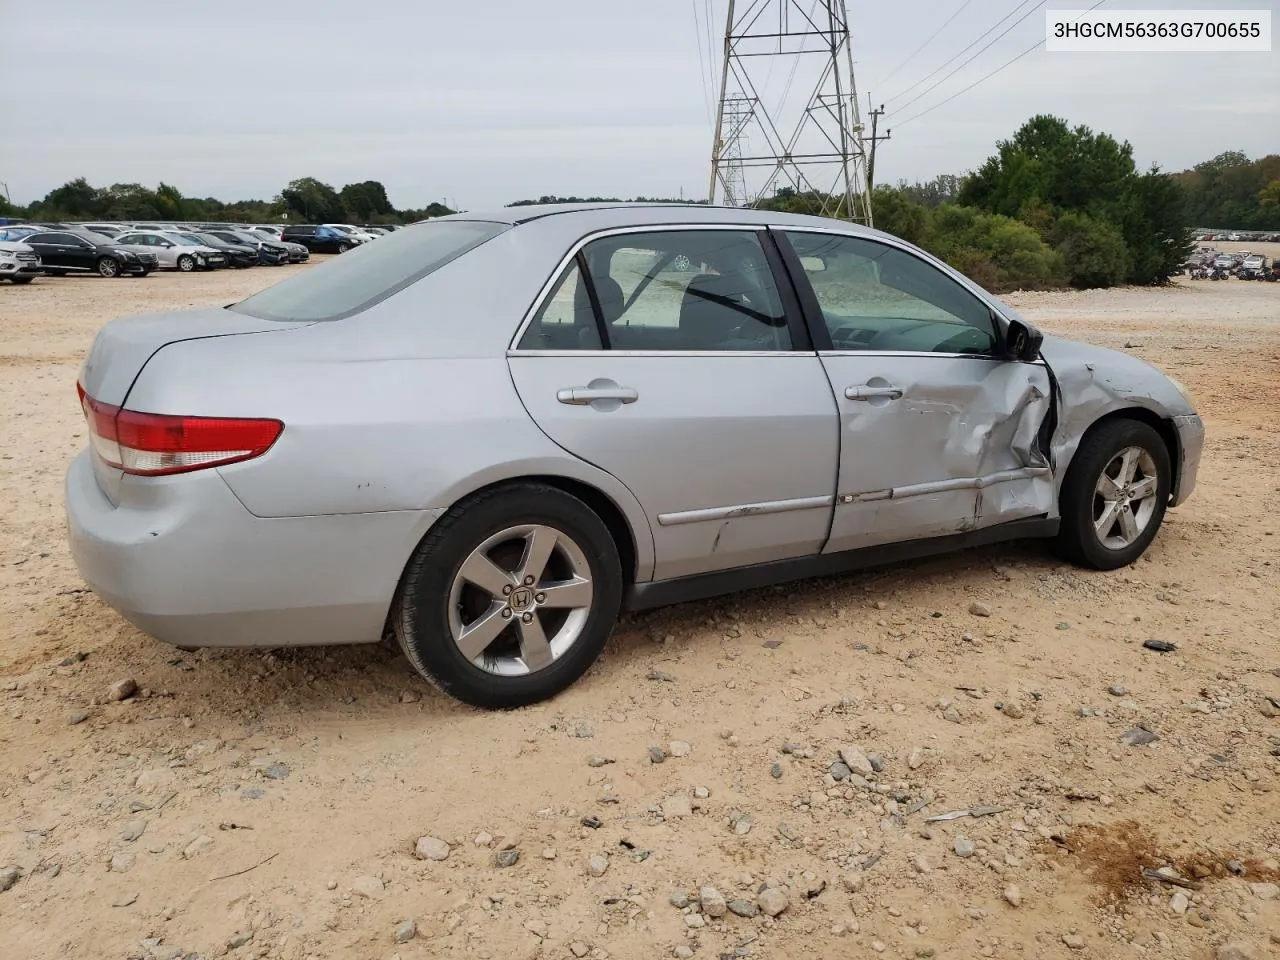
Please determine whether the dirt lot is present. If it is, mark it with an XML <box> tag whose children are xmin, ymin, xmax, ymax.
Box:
<box><xmin>1</xmin><ymin>266</ymin><xmax>1278</xmax><ymax>960</ymax></box>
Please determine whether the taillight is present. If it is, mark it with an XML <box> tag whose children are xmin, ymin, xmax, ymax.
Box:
<box><xmin>77</xmin><ymin>382</ymin><xmax>282</xmax><ymax>476</ymax></box>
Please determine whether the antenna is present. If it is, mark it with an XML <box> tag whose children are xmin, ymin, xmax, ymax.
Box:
<box><xmin>709</xmin><ymin>0</ymin><xmax>873</xmax><ymax>224</ymax></box>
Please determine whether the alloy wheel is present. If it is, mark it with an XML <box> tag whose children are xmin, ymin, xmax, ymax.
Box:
<box><xmin>1093</xmin><ymin>445</ymin><xmax>1159</xmax><ymax>549</ymax></box>
<box><xmin>447</xmin><ymin>524</ymin><xmax>594</xmax><ymax>677</ymax></box>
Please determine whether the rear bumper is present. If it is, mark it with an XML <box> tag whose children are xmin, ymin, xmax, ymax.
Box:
<box><xmin>1170</xmin><ymin>413</ymin><xmax>1204</xmax><ymax>507</ymax></box>
<box><xmin>65</xmin><ymin>450</ymin><xmax>439</xmax><ymax>648</ymax></box>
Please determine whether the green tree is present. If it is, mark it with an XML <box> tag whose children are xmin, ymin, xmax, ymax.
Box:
<box><xmin>960</xmin><ymin>115</ymin><xmax>1192</xmax><ymax>285</ymax></box>
<box><xmin>32</xmin><ymin>177</ymin><xmax>103</xmax><ymax>219</ymax></box>
<box><xmin>99</xmin><ymin>183</ymin><xmax>163</xmax><ymax>221</ymax></box>
<box><xmin>1174</xmin><ymin>153</ymin><xmax>1280</xmax><ymax>229</ymax></box>
<box><xmin>1194</xmin><ymin>150</ymin><xmax>1249</xmax><ymax>177</ymax></box>
<box><xmin>1119</xmin><ymin>168</ymin><xmax>1193</xmax><ymax>284</ymax></box>
<box><xmin>279</xmin><ymin>177</ymin><xmax>344</xmax><ymax>222</ymax></box>
<box><xmin>870</xmin><ymin>186</ymin><xmax>931</xmax><ymax>247</ymax></box>
<box><xmin>339</xmin><ymin>180</ymin><xmax>394</xmax><ymax>220</ymax></box>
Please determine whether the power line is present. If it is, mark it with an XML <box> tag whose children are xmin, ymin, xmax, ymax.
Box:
<box><xmin>877</xmin><ymin>0</ymin><xmax>974</xmax><ymax>87</ymax></box>
<box><xmin>891</xmin><ymin>0</ymin><xmax>1048</xmax><ymax>115</ymax></box>
<box><xmin>894</xmin><ymin>0</ymin><xmax>1108</xmax><ymax>127</ymax></box>
<box><xmin>705</xmin><ymin>0</ymin><xmax>718</xmax><ymax>117</ymax></box>
<box><xmin>885</xmin><ymin>0</ymin><xmax>1040</xmax><ymax>105</ymax></box>
<box><xmin>691</xmin><ymin>0</ymin><xmax>713</xmax><ymax>121</ymax></box>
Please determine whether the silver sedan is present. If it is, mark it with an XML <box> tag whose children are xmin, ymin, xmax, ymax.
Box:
<box><xmin>66</xmin><ymin>204</ymin><xmax>1204</xmax><ymax>707</ymax></box>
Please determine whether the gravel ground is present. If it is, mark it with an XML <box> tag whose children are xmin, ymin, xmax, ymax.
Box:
<box><xmin>1</xmin><ymin>265</ymin><xmax>1278</xmax><ymax>960</ymax></box>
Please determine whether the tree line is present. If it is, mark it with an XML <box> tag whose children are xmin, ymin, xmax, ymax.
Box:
<box><xmin>4</xmin><ymin>118</ymin><xmax>1276</xmax><ymax>291</ymax></box>
<box><xmin>763</xmin><ymin>118</ymin><xmax>1278</xmax><ymax>291</ymax></box>
<box><xmin>0</xmin><ymin>177</ymin><xmax>454</xmax><ymax>225</ymax></box>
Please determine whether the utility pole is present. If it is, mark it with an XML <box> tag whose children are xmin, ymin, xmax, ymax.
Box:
<box><xmin>865</xmin><ymin>96</ymin><xmax>890</xmax><ymax>194</ymax></box>
<box><xmin>708</xmin><ymin>0</ymin><xmax>872</xmax><ymax>224</ymax></box>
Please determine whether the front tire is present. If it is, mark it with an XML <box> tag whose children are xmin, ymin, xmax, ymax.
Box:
<box><xmin>1053</xmin><ymin>419</ymin><xmax>1171</xmax><ymax>570</ymax></box>
<box><xmin>176</xmin><ymin>254</ymin><xmax>196</xmax><ymax>272</ymax></box>
<box><xmin>96</xmin><ymin>257</ymin><xmax>120</xmax><ymax>278</ymax></box>
<box><xmin>393</xmin><ymin>483</ymin><xmax>623</xmax><ymax>708</ymax></box>
<box><xmin>9</xmin><ymin>276</ymin><xmax>34</xmax><ymax>284</ymax></box>
<box><xmin>336</xmin><ymin>242</ymin><xmax>350</xmax><ymax>254</ymax></box>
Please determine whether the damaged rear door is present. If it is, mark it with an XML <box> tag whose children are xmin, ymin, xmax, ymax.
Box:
<box><xmin>775</xmin><ymin>229</ymin><xmax>1053</xmax><ymax>552</ymax></box>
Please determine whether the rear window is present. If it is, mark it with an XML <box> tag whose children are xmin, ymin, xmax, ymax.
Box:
<box><xmin>229</xmin><ymin>220</ymin><xmax>508</xmax><ymax>322</ymax></box>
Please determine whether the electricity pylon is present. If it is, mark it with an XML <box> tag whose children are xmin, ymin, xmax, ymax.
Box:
<box><xmin>708</xmin><ymin>0</ymin><xmax>873</xmax><ymax>224</ymax></box>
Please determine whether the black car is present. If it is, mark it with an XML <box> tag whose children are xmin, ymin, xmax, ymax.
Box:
<box><xmin>281</xmin><ymin>224</ymin><xmax>356</xmax><ymax>253</ymax></box>
<box><xmin>209</xmin><ymin>229</ymin><xmax>290</xmax><ymax>265</ymax></box>
<box><xmin>186</xmin><ymin>232</ymin><xmax>261</xmax><ymax>268</ymax></box>
<box><xmin>22</xmin><ymin>230</ymin><xmax>156</xmax><ymax>277</ymax></box>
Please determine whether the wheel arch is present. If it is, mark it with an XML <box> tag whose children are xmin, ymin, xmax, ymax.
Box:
<box><xmin>1060</xmin><ymin>407</ymin><xmax>1180</xmax><ymax>503</ymax></box>
<box><xmin>381</xmin><ymin>473</ymin><xmax>645</xmax><ymax>649</ymax></box>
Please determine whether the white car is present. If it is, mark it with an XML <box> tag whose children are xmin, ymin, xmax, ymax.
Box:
<box><xmin>0</xmin><ymin>239</ymin><xmax>42</xmax><ymax>284</ymax></box>
<box><xmin>112</xmin><ymin>230</ymin><xmax>227</xmax><ymax>271</ymax></box>
<box><xmin>322</xmin><ymin>223</ymin><xmax>376</xmax><ymax>244</ymax></box>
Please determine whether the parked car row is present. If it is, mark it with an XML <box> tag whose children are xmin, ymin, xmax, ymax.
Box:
<box><xmin>0</xmin><ymin>220</ymin><xmax>398</xmax><ymax>284</ymax></box>
<box><xmin>1193</xmin><ymin>230</ymin><xmax>1280</xmax><ymax>243</ymax></box>
<box><xmin>1181</xmin><ymin>246</ymin><xmax>1278</xmax><ymax>281</ymax></box>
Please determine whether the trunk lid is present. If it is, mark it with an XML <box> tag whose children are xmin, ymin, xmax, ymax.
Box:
<box><xmin>80</xmin><ymin>307</ymin><xmax>312</xmax><ymax>406</ymax></box>
<box><xmin>78</xmin><ymin>307</ymin><xmax>312</xmax><ymax>504</ymax></box>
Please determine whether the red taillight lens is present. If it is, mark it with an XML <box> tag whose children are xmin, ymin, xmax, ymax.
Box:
<box><xmin>77</xmin><ymin>382</ymin><xmax>282</xmax><ymax>476</ymax></box>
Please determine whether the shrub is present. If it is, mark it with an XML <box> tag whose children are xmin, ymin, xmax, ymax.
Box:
<box><xmin>1051</xmin><ymin>212</ymin><xmax>1130</xmax><ymax>288</ymax></box>
<box><xmin>929</xmin><ymin>204</ymin><xmax>1063</xmax><ymax>292</ymax></box>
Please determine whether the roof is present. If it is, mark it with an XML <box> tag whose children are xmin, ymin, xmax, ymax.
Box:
<box><xmin>429</xmin><ymin>201</ymin><xmax>889</xmax><ymax>239</ymax></box>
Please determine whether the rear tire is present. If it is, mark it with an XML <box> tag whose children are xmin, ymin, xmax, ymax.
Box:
<box><xmin>393</xmin><ymin>483</ymin><xmax>622</xmax><ymax>709</ymax></box>
<box><xmin>1053</xmin><ymin>419</ymin><xmax>1171</xmax><ymax>570</ymax></box>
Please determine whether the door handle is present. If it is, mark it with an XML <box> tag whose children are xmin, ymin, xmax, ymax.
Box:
<box><xmin>845</xmin><ymin>384</ymin><xmax>903</xmax><ymax>401</ymax></box>
<box><xmin>556</xmin><ymin>386</ymin><xmax>639</xmax><ymax>405</ymax></box>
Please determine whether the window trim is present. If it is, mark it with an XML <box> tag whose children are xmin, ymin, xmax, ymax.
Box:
<box><xmin>508</xmin><ymin>223</ymin><xmax>809</xmax><ymax>356</ymax></box>
<box><xmin>771</xmin><ymin>226</ymin><xmax>1008</xmax><ymax>359</ymax></box>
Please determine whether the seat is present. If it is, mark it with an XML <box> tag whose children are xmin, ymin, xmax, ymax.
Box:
<box><xmin>678</xmin><ymin>273</ymin><xmax>755</xmax><ymax>349</ymax></box>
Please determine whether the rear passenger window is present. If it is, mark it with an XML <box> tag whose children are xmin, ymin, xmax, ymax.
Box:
<box><xmin>517</xmin><ymin>261</ymin><xmax>602</xmax><ymax>350</ymax></box>
<box><xmin>575</xmin><ymin>230</ymin><xmax>791</xmax><ymax>352</ymax></box>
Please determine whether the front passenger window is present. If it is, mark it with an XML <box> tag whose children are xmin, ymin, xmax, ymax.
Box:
<box><xmin>783</xmin><ymin>231</ymin><xmax>997</xmax><ymax>356</ymax></box>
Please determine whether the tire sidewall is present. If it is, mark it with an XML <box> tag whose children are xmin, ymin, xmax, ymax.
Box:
<box><xmin>96</xmin><ymin>257</ymin><xmax>119</xmax><ymax>278</ymax></box>
<box><xmin>398</xmin><ymin>486</ymin><xmax>622</xmax><ymax>708</ymax></box>
<box><xmin>1061</xmin><ymin>420</ymin><xmax>1171</xmax><ymax>569</ymax></box>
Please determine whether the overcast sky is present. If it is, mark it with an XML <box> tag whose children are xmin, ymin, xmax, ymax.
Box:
<box><xmin>1</xmin><ymin>0</ymin><xmax>1276</xmax><ymax>210</ymax></box>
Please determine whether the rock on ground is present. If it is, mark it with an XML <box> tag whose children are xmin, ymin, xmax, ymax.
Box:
<box><xmin>699</xmin><ymin>885</ymin><xmax>727</xmax><ymax>918</ymax></box>
<box><xmin>756</xmin><ymin>887</ymin><xmax>789</xmax><ymax>917</ymax></box>
<box><xmin>414</xmin><ymin>836</ymin><xmax>450</xmax><ymax>861</ymax></box>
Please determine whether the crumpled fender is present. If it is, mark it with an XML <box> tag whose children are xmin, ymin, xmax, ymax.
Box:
<box><xmin>1036</xmin><ymin>333</ymin><xmax>1195</xmax><ymax>498</ymax></box>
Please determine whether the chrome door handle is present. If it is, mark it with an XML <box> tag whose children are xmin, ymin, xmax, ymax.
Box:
<box><xmin>845</xmin><ymin>384</ymin><xmax>903</xmax><ymax>401</ymax></box>
<box><xmin>556</xmin><ymin>386</ymin><xmax>639</xmax><ymax>405</ymax></box>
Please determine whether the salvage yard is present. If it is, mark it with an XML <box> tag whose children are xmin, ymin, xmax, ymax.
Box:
<box><xmin>1</xmin><ymin>268</ymin><xmax>1278</xmax><ymax>960</ymax></box>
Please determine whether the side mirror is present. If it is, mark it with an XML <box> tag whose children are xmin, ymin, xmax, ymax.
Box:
<box><xmin>1003</xmin><ymin>316</ymin><xmax>1044</xmax><ymax>363</ymax></box>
